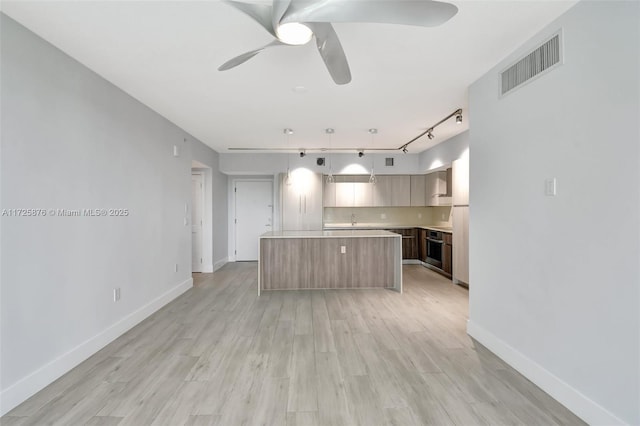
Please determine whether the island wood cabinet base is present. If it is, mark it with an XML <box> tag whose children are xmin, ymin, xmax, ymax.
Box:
<box><xmin>259</xmin><ymin>234</ymin><xmax>402</xmax><ymax>294</ymax></box>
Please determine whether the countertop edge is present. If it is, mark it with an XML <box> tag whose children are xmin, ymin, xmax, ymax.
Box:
<box><xmin>260</xmin><ymin>230</ymin><xmax>402</xmax><ymax>239</ymax></box>
<box><xmin>323</xmin><ymin>225</ymin><xmax>453</xmax><ymax>233</ymax></box>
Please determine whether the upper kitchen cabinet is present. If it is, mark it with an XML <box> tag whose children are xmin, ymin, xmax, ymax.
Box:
<box><xmin>325</xmin><ymin>176</ymin><xmax>373</xmax><ymax>207</ymax></box>
<box><xmin>281</xmin><ymin>171</ymin><xmax>323</xmax><ymax>231</ymax></box>
<box><xmin>352</xmin><ymin>181</ymin><xmax>373</xmax><ymax>206</ymax></box>
<box><xmin>373</xmin><ymin>175</ymin><xmax>411</xmax><ymax>207</ymax></box>
<box><xmin>410</xmin><ymin>175</ymin><xmax>426</xmax><ymax>206</ymax></box>
<box><xmin>323</xmin><ymin>177</ymin><xmax>337</xmax><ymax>207</ymax></box>
<box><xmin>426</xmin><ymin>171</ymin><xmax>449</xmax><ymax>206</ymax></box>
<box><xmin>452</xmin><ymin>156</ymin><xmax>469</xmax><ymax>206</ymax></box>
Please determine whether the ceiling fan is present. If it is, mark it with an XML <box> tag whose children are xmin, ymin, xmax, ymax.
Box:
<box><xmin>218</xmin><ymin>0</ymin><xmax>458</xmax><ymax>85</ymax></box>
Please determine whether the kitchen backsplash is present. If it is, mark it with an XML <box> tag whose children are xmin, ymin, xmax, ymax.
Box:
<box><xmin>324</xmin><ymin>206</ymin><xmax>452</xmax><ymax>227</ymax></box>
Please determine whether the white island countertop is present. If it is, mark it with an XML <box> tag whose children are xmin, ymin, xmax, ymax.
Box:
<box><xmin>260</xmin><ymin>229</ymin><xmax>400</xmax><ymax>239</ymax></box>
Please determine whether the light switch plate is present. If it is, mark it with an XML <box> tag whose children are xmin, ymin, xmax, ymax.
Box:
<box><xmin>340</xmin><ymin>246</ymin><xmax>347</xmax><ymax>254</ymax></box>
<box><xmin>381</xmin><ymin>213</ymin><xmax>387</xmax><ymax>219</ymax></box>
<box><xmin>545</xmin><ymin>178</ymin><xmax>557</xmax><ymax>196</ymax></box>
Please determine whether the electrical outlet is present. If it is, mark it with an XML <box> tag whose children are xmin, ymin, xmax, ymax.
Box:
<box><xmin>418</xmin><ymin>213</ymin><xmax>422</xmax><ymax>219</ymax></box>
<box><xmin>173</xmin><ymin>145</ymin><xmax>179</xmax><ymax>157</ymax></box>
<box><xmin>340</xmin><ymin>246</ymin><xmax>347</xmax><ymax>254</ymax></box>
<box><xmin>380</xmin><ymin>213</ymin><xmax>387</xmax><ymax>219</ymax></box>
<box><xmin>113</xmin><ymin>288</ymin><xmax>121</xmax><ymax>302</ymax></box>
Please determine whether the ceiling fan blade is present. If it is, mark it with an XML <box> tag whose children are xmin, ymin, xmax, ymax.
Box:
<box><xmin>223</xmin><ymin>0</ymin><xmax>277</xmax><ymax>37</ymax></box>
<box><xmin>218</xmin><ymin>40</ymin><xmax>284</xmax><ymax>71</ymax></box>
<box><xmin>272</xmin><ymin>0</ymin><xmax>293</xmax><ymax>32</ymax></box>
<box><xmin>306</xmin><ymin>23</ymin><xmax>351</xmax><ymax>85</ymax></box>
<box><xmin>282</xmin><ymin>0</ymin><xmax>458</xmax><ymax>27</ymax></box>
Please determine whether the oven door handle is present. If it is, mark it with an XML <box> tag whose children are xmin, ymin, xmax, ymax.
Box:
<box><xmin>427</xmin><ymin>238</ymin><xmax>444</xmax><ymax>244</ymax></box>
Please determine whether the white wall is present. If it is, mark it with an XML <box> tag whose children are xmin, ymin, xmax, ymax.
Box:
<box><xmin>419</xmin><ymin>130</ymin><xmax>469</xmax><ymax>172</ymax></box>
<box><xmin>0</xmin><ymin>14</ymin><xmax>225</xmax><ymax>414</ymax></box>
<box><xmin>467</xmin><ymin>2</ymin><xmax>639</xmax><ymax>424</ymax></box>
<box><xmin>191</xmin><ymin>140</ymin><xmax>229</xmax><ymax>271</ymax></box>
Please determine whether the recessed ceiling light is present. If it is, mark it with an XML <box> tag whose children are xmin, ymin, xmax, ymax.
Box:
<box><xmin>277</xmin><ymin>23</ymin><xmax>313</xmax><ymax>46</ymax></box>
<box><xmin>293</xmin><ymin>86</ymin><xmax>308</xmax><ymax>93</ymax></box>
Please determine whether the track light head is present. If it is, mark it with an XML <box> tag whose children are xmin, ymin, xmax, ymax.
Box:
<box><xmin>299</xmin><ymin>150</ymin><xmax>306</xmax><ymax>158</ymax></box>
<box><xmin>402</xmin><ymin>147</ymin><xmax>408</xmax><ymax>154</ymax></box>
<box><xmin>358</xmin><ymin>150</ymin><xmax>364</xmax><ymax>158</ymax></box>
<box><xmin>368</xmin><ymin>128</ymin><xmax>378</xmax><ymax>134</ymax></box>
<box><xmin>427</xmin><ymin>129</ymin><xmax>435</xmax><ymax>140</ymax></box>
<box><xmin>325</xmin><ymin>128</ymin><xmax>334</xmax><ymax>134</ymax></box>
<box><xmin>284</xmin><ymin>128</ymin><xmax>293</xmax><ymax>135</ymax></box>
<box><xmin>456</xmin><ymin>112</ymin><xmax>463</xmax><ymax>124</ymax></box>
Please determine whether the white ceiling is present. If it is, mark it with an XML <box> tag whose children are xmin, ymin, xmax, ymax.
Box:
<box><xmin>1</xmin><ymin>0</ymin><xmax>577</xmax><ymax>153</ymax></box>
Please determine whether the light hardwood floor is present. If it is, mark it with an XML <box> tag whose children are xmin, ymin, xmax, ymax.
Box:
<box><xmin>2</xmin><ymin>263</ymin><xmax>584</xmax><ymax>425</ymax></box>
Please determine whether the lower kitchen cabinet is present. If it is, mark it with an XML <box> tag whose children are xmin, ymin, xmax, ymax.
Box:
<box><xmin>419</xmin><ymin>229</ymin><xmax>428</xmax><ymax>262</ymax></box>
<box><xmin>442</xmin><ymin>232</ymin><xmax>452</xmax><ymax>275</ymax></box>
<box><xmin>402</xmin><ymin>228</ymin><xmax>418</xmax><ymax>259</ymax></box>
<box><xmin>388</xmin><ymin>228</ymin><xmax>418</xmax><ymax>260</ymax></box>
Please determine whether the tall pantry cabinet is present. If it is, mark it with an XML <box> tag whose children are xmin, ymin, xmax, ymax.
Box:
<box><xmin>280</xmin><ymin>172</ymin><xmax>323</xmax><ymax>231</ymax></box>
<box><xmin>452</xmin><ymin>156</ymin><xmax>470</xmax><ymax>285</ymax></box>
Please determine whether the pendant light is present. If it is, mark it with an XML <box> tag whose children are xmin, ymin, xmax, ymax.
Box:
<box><xmin>283</xmin><ymin>128</ymin><xmax>293</xmax><ymax>185</ymax></box>
<box><xmin>325</xmin><ymin>128</ymin><xmax>335</xmax><ymax>184</ymax></box>
<box><xmin>368</xmin><ymin>128</ymin><xmax>377</xmax><ymax>185</ymax></box>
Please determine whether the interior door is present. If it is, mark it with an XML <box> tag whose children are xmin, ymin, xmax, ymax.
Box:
<box><xmin>235</xmin><ymin>180</ymin><xmax>273</xmax><ymax>261</ymax></box>
<box><xmin>191</xmin><ymin>173</ymin><xmax>204</xmax><ymax>272</ymax></box>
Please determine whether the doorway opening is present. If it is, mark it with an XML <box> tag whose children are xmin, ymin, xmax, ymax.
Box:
<box><xmin>191</xmin><ymin>160</ymin><xmax>213</xmax><ymax>273</ymax></box>
<box><xmin>191</xmin><ymin>171</ymin><xmax>204</xmax><ymax>272</ymax></box>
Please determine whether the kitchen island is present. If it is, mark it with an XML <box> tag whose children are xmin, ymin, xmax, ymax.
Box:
<box><xmin>258</xmin><ymin>230</ymin><xmax>402</xmax><ymax>295</ymax></box>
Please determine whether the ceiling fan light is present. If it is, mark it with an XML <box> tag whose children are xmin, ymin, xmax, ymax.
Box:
<box><xmin>276</xmin><ymin>23</ymin><xmax>313</xmax><ymax>46</ymax></box>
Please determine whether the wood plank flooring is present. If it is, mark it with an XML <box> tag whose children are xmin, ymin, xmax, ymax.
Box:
<box><xmin>2</xmin><ymin>263</ymin><xmax>585</xmax><ymax>425</ymax></box>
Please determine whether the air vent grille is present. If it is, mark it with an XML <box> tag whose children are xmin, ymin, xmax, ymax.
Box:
<box><xmin>385</xmin><ymin>158</ymin><xmax>394</xmax><ymax>167</ymax></box>
<box><xmin>501</xmin><ymin>32</ymin><xmax>562</xmax><ymax>96</ymax></box>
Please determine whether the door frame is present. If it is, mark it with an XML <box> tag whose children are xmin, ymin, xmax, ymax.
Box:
<box><xmin>191</xmin><ymin>171</ymin><xmax>206</xmax><ymax>273</ymax></box>
<box><xmin>229</xmin><ymin>177</ymin><xmax>275</xmax><ymax>262</ymax></box>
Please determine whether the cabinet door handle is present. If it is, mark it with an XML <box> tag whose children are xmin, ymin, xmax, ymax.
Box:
<box><xmin>299</xmin><ymin>195</ymin><xmax>302</xmax><ymax>214</ymax></box>
<box><xmin>304</xmin><ymin>196</ymin><xmax>307</xmax><ymax>213</ymax></box>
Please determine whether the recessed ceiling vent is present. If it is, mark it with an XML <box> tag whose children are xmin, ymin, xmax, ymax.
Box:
<box><xmin>500</xmin><ymin>31</ymin><xmax>562</xmax><ymax>97</ymax></box>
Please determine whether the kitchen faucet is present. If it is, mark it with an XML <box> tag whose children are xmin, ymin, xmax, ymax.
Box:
<box><xmin>351</xmin><ymin>213</ymin><xmax>357</xmax><ymax>226</ymax></box>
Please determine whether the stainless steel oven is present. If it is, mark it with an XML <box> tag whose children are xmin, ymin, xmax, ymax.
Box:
<box><xmin>425</xmin><ymin>230</ymin><xmax>443</xmax><ymax>269</ymax></box>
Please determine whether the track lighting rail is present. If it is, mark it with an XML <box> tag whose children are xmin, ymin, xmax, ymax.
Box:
<box><xmin>398</xmin><ymin>108</ymin><xmax>462</xmax><ymax>152</ymax></box>
<box><xmin>227</xmin><ymin>108</ymin><xmax>462</xmax><ymax>155</ymax></box>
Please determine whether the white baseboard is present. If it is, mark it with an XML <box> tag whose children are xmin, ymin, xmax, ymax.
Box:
<box><xmin>0</xmin><ymin>277</ymin><xmax>193</xmax><ymax>416</ymax></box>
<box><xmin>202</xmin><ymin>264</ymin><xmax>214</xmax><ymax>273</ymax></box>
<box><xmin>213</xmin><ymin>257</ymin><xmax>228</xmax><ymax>272</ymax></box>
<box><xmin>466</xmin><ymin>320</ymin><xmax>626</xmax><ymax>426</ymax></box>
